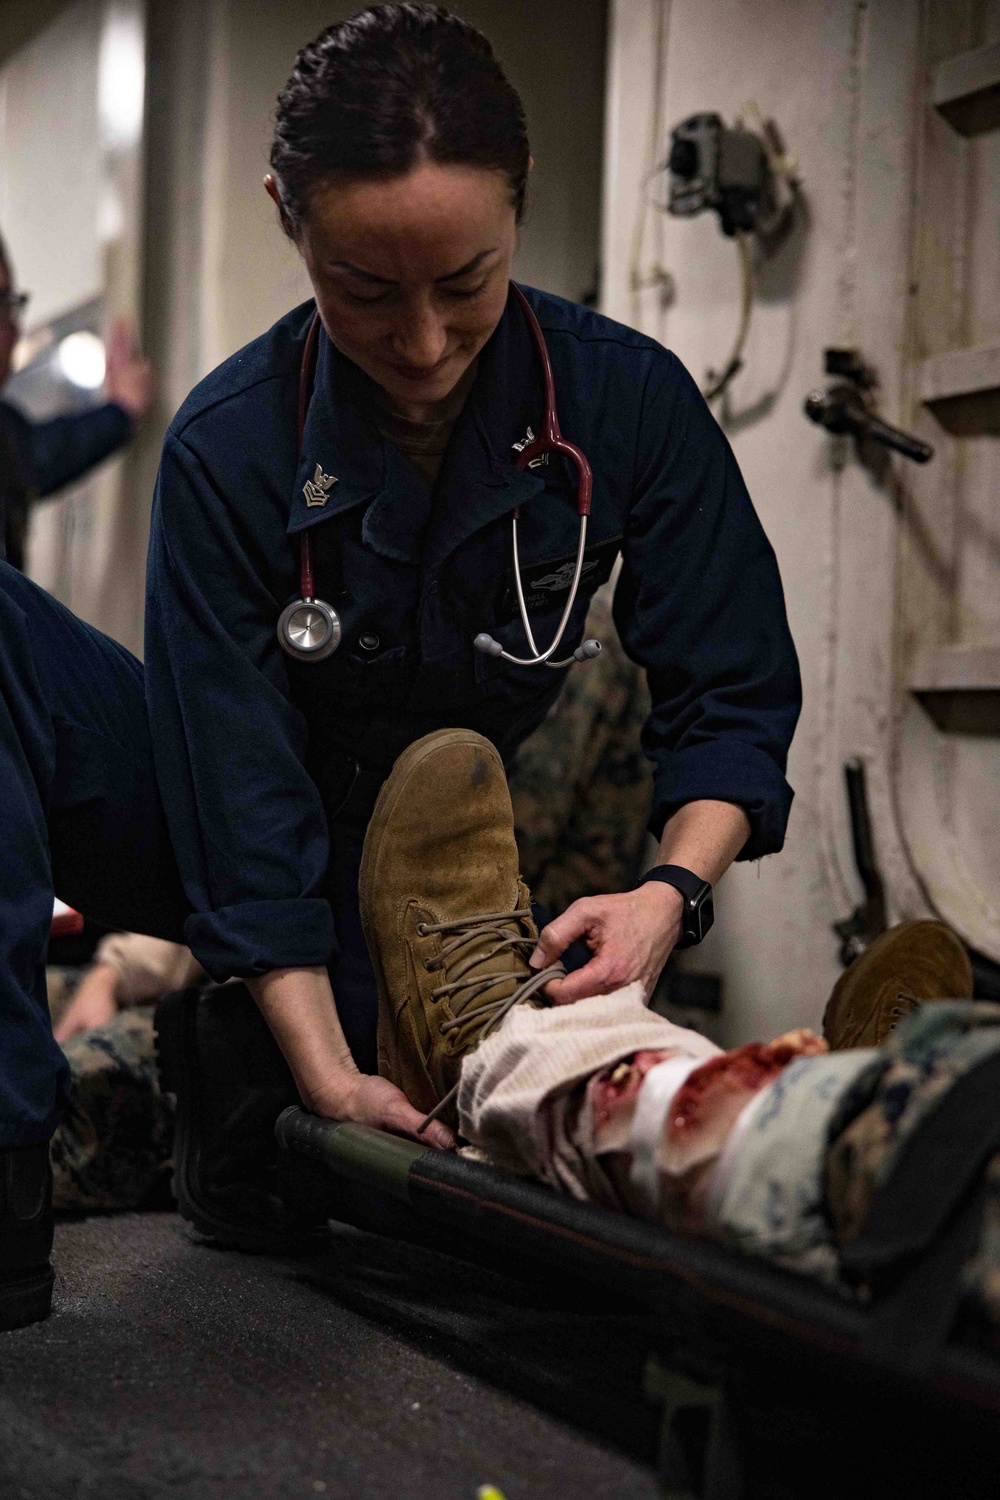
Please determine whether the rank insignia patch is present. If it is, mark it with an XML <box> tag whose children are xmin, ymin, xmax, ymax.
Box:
<box><xmin>303</xmin><ymin>464</ymin><xmax>338</xmax><ymax>507</ymax></box>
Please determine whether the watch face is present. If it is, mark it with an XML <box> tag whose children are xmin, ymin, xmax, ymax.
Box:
<box><xmin>695</xmin><ymin>888</ymin><xmax>715</xmax><ymax>942</ymax></box>
<box><xmin>682</xmin><ymin>884</ymin><xmax>714</xmax><ymax>946</ymax></box>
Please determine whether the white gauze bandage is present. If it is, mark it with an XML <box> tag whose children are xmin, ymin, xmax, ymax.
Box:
<box><xmin>701</xmin><ymin>1076</ymin><xmax>777</xmax><ymax>1230</ymax></box>
<box><xmin>626</xmin><ymin>1055</ymin><xmax>705</xmax><ymax>1219</ymax></box>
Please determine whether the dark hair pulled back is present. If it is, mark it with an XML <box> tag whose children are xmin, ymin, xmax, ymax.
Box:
<box><xmin>270</xmin><ymin>4</ymin><xmax>530</xmax><ymax>233</ymax></box>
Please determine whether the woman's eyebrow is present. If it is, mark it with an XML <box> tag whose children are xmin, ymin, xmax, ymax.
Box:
<box><xmin>328</xmin><ymin>248</ymin><xmax>499</xmax><ymax>285</ymax></box>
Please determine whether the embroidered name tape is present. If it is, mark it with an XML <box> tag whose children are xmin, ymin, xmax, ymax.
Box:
<box><xmin>497</xmin><ymin>534</ymin><xmax>622</xmax><ymax>622</ymax></box>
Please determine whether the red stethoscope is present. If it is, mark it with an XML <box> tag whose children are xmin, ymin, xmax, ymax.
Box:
<box><xmin>277</xmin><ymin>284</ymin><xmax>601</xmax><ymax>668</ymax></box>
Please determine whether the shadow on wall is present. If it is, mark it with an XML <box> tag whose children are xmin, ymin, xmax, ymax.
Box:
<box><xmin>718</xmin><ymin>191</ymin><xmax>812</xmax><ymax>438</ymax></box>
<box><xmin>858</xmin><ymin>404</ymin><xmax>1000</xmax><ymax>601</ymax></box>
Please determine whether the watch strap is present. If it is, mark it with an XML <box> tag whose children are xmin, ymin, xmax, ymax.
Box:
<box><xmin>636</xmin><ymin>864</ymin><xmax>714</xmax><ymax>948</ymax></box>
<box><xmin>636</xmin><ymin>864</ymin><xmax>710</xmax><ymax>902</ymax></box>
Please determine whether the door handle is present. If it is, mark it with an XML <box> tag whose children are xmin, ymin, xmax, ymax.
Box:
<box><xmin>804</xmin><ymin>382</ymin><xmax>934</xmax><ymax>463</ymax></box>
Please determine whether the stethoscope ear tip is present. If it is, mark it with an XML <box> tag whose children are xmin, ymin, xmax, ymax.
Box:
<box><xmin>574</xmin><ymin>638</ymin><xmax>602</xmax><ymax>662</ymax></box>
<box><xmin>474</xmin><ymin>632</ymin><xmax>505</xmax><ymax>658</ymax></box>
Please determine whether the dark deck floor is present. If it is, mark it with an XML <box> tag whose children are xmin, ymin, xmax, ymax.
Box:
<box><xmin>0</xmin><ymin>1213</ymin><xmax>659</xmax><ymax>1499</ymax></box>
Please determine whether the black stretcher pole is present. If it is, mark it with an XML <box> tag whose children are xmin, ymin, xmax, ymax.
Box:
<box><xmin>276</xmin><ymin>1108</ymin><xmax>423</xmax><ymax>1200</ymax></box>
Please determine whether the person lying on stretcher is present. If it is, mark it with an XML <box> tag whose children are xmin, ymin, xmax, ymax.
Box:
<box><xmin>363</xmin><ymin>729</ymin><xmax>988</xmax><ymax>1300</ymax></box>
<box><xmin>49</xmin><ymin>703</ymin><xmax>986</xmax><ymax>1310</ymax></box>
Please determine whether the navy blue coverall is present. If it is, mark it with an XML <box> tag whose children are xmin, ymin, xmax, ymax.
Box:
<box><xmin>0</xmin><ymin>285</ymin><xmax>801</xmax><ymax>1148</ymax></box>
<box><xmin>0</xmin><ymin>399</ymin><xmax>133</xmax><ymax>570</ymax></box>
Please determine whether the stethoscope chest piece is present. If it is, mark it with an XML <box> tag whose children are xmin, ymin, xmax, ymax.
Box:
<box><xmin>277</xmin><ymin>596</ymin><xmax>342</xmax><ymax>662</ymax></box>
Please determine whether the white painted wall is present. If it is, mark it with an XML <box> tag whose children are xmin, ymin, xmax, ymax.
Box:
<box><xmin>603</xmin><ymin>0</ymin><xmax>931</xmax><ymax>1042</ymax></box>
<box><xmin>0</xmin><ymin>0</ymin><xmax>148</xmax><ymax>653</ymax></box>
<box><xmin>0</xmin><ymin>0</ymin><xmax>103</xmax><ymax>328</ymax></box>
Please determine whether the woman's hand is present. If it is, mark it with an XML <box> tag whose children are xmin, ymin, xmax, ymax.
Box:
<box><xmin>53</xmin><ymin>963</ymin><xmax>121</xmax><ymax>1043</ymax></box>
<box><xmin>305</xmin><ymin>1072</ymin><xmax>456</xmax><ymax>1151</ymax></box>
<box><xmin>529</xmin><ymin>882</ymin><xmax>683</xmax><ymax>1006</ymax></box>
<box><xmin>248</xmin><ymin>966</ymin><xmax>455</xmax><ymax>1152</ymax></box>
<box><xmin>529</xmin><ymin>800</ymin><xmax>752</xmax><ymax>1007</ymax></box>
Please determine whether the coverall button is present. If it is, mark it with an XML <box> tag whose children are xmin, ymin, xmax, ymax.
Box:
<box><xmin>359</xmin><ymin>632</ymin><xmax>380</xmax><ymax>651</ymax></box>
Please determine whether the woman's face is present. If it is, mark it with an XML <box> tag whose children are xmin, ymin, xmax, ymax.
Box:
<box><xmin>270</xmin><ymin>161</ymin><xmax>518</xmax><ymax>416</ymax></box>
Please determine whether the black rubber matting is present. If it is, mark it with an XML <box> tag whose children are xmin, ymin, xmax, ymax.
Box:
<box><xmin>0</xmin><ymin>1213</ymin><xmax>659</xmax><ymax>1500</ymax></box>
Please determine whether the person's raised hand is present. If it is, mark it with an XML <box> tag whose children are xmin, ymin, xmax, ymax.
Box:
<box><xmin>528</xmin><ymin>882</ymin><xmax>683</xmax><ymax>1006</ymax></box>
<box><xmin>308</xmin><ymin>1071</ymin><xmax>457</xmax><ymax>1152</ymax></box>
<box><xmin>104</xmin><ymin>315</ymin><xmax>156</xmax><ymax>420</ymax></box>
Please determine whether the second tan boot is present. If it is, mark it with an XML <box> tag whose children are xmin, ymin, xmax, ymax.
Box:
<box><xmin>822</xmin><ymin>919</ymin><xmax>973</xmax><ymax>1050</ymax></box>
<box><xmin>358</xmin><ymin>729</ymin><xmax>563</xmax><ymax>1124</ymax></box>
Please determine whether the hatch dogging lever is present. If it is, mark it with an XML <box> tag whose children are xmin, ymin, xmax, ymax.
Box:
<box><xmin>805</xmin><ymin>347</ymin><xmax>934</xmax><ymax>463</ymax></box>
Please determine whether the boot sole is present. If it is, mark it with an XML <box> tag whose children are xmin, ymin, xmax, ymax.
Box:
<box><xmin>823</xmin><ymin>920</ymin><xmax>973</xmax><ymax>1048</ymax></box>
<box><xmin>358</xmin><ymin>729</ymin><xmax>504</xmax><ymax>1095</ymax></box>
<box><xmin>154</xmin><ymin>990</ymin><xmax>322</xmax><ymax>1255</ymax></box>
<box><xmin>0</xmin><ymin>1265</ymin><xmax>53</xmax><ymax>1331</ymax></box>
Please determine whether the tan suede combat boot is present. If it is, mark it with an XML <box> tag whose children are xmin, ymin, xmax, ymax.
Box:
<box><xmin>359</xmin><ymin>729</ymin><xmax>564</xmax><ymax>1126</ymax></box>
<box><xmin>822</xmin><ymin>919</ymin><xmax>973</xmax><ymax>1050</ymax></box>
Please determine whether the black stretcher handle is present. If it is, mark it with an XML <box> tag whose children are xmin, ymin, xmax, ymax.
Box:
<box><xmin>275</xmin><ymin>1108</ymin><xmax>424</xmax><ymax>1199</ymax></box>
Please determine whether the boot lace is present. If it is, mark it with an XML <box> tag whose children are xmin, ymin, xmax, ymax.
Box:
<box><xmin>415</xmin><ymin>908</ymin><xmax>565</xmax><ymax>1134</ymax></box>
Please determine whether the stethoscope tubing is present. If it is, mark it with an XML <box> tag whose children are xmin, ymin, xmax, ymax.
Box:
<box><xmin>503</xmin><ymin>509</ymin><xmax>589</xmax><ymax>667</ymax></box>
<box><xmin>279</xmin><ymin>285</ymin><xmax>601</xmax><ymax>669</ymax></box>
<box><xmin>476</xmin><ymin>283</ymin><xmax>598</xmax><ymax>669</ymax></box>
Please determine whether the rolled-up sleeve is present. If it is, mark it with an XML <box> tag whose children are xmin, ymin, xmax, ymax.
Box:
<box><xmin>145</xmin><ymin>430</ymin><xmax>334</xmax><ymax>980</ymax></box>
<box><xmin>614</xmin><ymin>352</ymin><xmax>801</xmax><ymax>860</ymax></box>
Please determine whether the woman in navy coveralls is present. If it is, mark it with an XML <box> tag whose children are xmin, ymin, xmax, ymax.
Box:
<box><xmin>0</xmin><ymin>9</ymin><xmax>800</xmax><ymax>1205</ymax></box>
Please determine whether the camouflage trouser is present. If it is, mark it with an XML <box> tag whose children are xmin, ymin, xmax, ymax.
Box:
<box><xmin>509</xmin><ymin>582</ymin><xmax>653</xmax><ymax>915</ymax></box>
<box><xmin>51</xmin><ymin>1006</ymin><xmax>174</xmax><ymax>1213</ymax></box>
<box><xmin>824</xmin><ymin>1000</ymin><xmax>1000</xmax><ymax>1246</ymax></box>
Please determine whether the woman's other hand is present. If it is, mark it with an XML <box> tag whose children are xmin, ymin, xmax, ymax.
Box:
<box><xmin>528</xmin><ymin>882</ymin><xmax>683</xmax><ymax>1006</ymax></box>
<box><xmin>53</xmin><ymin>962</ymin><xmax>121</xmax><ymax>1043</ymax></box>
<box><xmin>308</xmin><ymin>1072</ymin><xmax>456</xmax><ymax>1152</ymax></box>
<box><xmin>249</xmin><ymin>966</ymin><xmax>455</xmax><ymax>1151</ymax></box>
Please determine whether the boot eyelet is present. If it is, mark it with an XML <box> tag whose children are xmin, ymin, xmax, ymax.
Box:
<box><xmin>416</xmin><ymin>923</ymin><xmax>428</xmax><ymax>937</ymax></box>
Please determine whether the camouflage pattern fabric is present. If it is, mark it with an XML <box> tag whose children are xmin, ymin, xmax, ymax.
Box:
<box><xmin>509</xmin><ymin>581</ymin><xmax>653</xmax><ymax>917</ymax></box>
<box><xmin>50</xmin><ymin>1005</ymin><xmax>174</xmax><ymax>1213</ymax></box>
<box><xmin>824</xmin><ymin>1000</ymin><xmax>1000</xmax><ymax>1246</ymax></box>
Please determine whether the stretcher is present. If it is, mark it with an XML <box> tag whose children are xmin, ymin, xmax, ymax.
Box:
<box><xmin>277</xmin><ymin>1105</ymin><xmax>1000</xmax><ymax>1500</ymax></box>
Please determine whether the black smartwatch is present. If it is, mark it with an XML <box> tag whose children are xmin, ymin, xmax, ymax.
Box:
<box><xmin>636</xmin><ymin>864</ymin><xmax>714</xmax><ymax>949</ymax></box>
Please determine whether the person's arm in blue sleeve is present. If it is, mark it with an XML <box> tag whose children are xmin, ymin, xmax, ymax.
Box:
<box><xmin>0</xmin><ymin>399</ymin><xmax>132</xmax><ymax>498</ymax></box>
<box><xmin>613</xmin><ymin>350</ymin><xmax>802</xmax><ymax>860</ymax></box>
<box><xmin>145</xmin><ymin>425</ymin><xmax>453</xmax><ymax>1144</ymax></box>
<box><xmin>8</xmin><ymin>315</ymin><xmax>155</xmax><ymax>497</ymax></box>
<box><xmin>22</xmin><ymin>403</ymin><xmax>133</xmax><ymax>496</ymax></box>
<box><xmin>144</xmin><ymin>429</ymin><xmax>335</xmax><ymax>981</ymax></box>
<box><xmin>531</xmin><ymin>350</ymin><xmax>801</xmax><ymax>1005</ymax></box>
